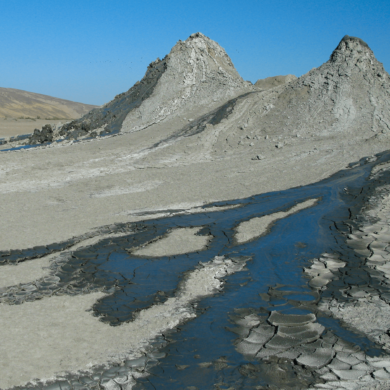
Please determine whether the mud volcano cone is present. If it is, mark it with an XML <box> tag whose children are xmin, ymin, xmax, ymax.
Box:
<box><xmin>193</xmin><ymin>35</ymin><xmax>390</xmax><ymax>155</ymax></box>
<box><xmin>59</xmin><ymin>32</ymin><xmax>249</xmax><ymax>139</ymax></box>
<box><xmin>271</xmin><ymin>35</ymin><xmax>390</xmax><ymax>139</ymax></box>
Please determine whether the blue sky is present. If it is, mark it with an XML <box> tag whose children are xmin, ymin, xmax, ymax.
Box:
<box><xmin>0</xmin><ymin>0</ymin><xmax>389</xmax><ymax>105</ymax></box>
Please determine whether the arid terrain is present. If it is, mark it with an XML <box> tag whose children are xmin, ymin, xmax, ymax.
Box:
<box><xmin>1</xmin><ymin>33</ymin><xmax>390</xmax><ymax>389</ymax></box>
<box><xmin>0</xmin><ymin>87</ymin><xmax>97</xmax><ymax>137</ymax></box>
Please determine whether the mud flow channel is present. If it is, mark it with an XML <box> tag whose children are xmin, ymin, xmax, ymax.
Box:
<box><xmin>3</xmin><ymin>151</ymin><xmax>390</xmax><ymax>389</ymax></box>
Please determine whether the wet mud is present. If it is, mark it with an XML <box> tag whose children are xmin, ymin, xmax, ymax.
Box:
<box><xmin>4</xmin><ymin>151</ymin><xmax>390</xmax><ymax>389</ymax></box>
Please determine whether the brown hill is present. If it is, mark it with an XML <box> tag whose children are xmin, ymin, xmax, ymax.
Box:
<box><xmin>0</xmin><ymin>88</ymin><xmax>97</xmax><ymax>120</ymax></box>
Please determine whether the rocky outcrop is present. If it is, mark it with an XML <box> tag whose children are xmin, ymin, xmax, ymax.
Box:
<box><xmin>29</xmin><ymin>125</ymin><xmax>54</xmax><ymax>145</ymax></box>
<box><xmin>58</xmin><ymin>120</ymin><xmax>92</xmax><ymax>139</ymax></box>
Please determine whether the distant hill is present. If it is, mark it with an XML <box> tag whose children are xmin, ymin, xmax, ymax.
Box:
<box><xmin>0</xmin><ymin>88</ymin><xmax>98</xmax><ymax>119</ymax></box>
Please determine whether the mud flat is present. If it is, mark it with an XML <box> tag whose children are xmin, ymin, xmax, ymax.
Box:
<box><xmin>1</xmin><ymin>152</ymin><xmax>390</xmax><ymax>389</ymax></box>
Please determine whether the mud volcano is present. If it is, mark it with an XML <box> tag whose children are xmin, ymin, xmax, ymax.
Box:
<box><xmin>1</xmin><ymin>34</ymin><xmax>390</xmax><ymax>389</ymax></box>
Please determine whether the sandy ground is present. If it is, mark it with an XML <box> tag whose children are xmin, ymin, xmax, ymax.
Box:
<box><xmin>0</xmin><ymin>118</ymin><xmax>65</xmax><ymax>138</ymax></box>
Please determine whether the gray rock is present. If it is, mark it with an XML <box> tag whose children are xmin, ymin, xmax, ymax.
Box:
<box><xmin>29</xmin><ymin>124</ymin><xmax>54</xmax><ymax>145</ymax></box>
<box><xmin>251</xmin><ymin>154</ymin><xmax>265</xmax><ymax>160</ymax></box>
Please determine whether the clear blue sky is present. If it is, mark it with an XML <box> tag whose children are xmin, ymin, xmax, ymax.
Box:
<box><xmin>0</xmin><ymin>0</ymin><xmax>389</xmax><ymax>105</ymax></box>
